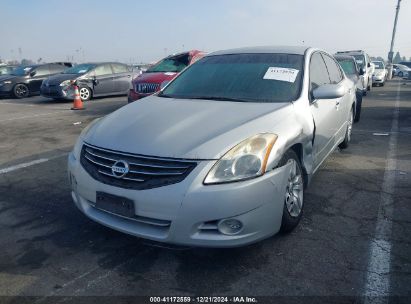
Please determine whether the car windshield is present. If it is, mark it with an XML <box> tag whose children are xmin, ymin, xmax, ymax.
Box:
<box><xmin>373</xmin><ymin>62</ymin><xmax>384</xmax><ymax>69</ymax></box>
<box><xmin>10</xmin><ymin>66</ymin><xmax>34</xmax><ymax>76</ymax></box>
<box><xmin>337</xmin><ymin>59</ymin><xmax>357</xmax><ymax>75</ymax></box>
<box><xmin>352</xmin><ymin>55</ymin><xmax>365</xmax><ymax>69</ymax></box>
<box><xmin>160</xmin><ymin>53</ymin><xmax>304</xmax><ymax>103</ymax></box>
<box><xmin>63</xmin><ymin>64</ymin><xmax>95</xmax><ymax>74</ymax></box>
<box><xmin>146</xmin><ymin>54</ymin><xmax>190</xmax><ymax>73</ymax></box>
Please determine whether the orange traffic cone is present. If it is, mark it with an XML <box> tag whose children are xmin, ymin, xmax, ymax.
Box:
<box><xmin>71</xmin><ymin>85</ymin><xmax>85</xmax><ymax>110</ymax></box>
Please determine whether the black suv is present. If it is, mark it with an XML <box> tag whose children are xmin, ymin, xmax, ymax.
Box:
<box><xmin>0</xmin><ymin>62</ymin><xmax>72</xmax><ymax>98</ymax></box>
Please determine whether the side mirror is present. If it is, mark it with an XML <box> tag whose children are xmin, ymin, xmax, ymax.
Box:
<box><xmin>367</xmin><ymin>62</ymin><xmax>371</xmax><ymax>68</ymax></box>
<box><xmin>312</xmin><ymin>83</ymin><xmax>346</xmax><ymax>100</ymax></box>
<box><xmin>92</xmin><ymin>76</ymin><xmax>98</xmax><ymax>86</ymax></box>
<box><xmin>359</xmin><ymin>68</ymin><xmax>365</xmax><ymax>75</ymax></box>
<box><xmin>29</xmin><ymin>71</ymin><xmax>36</xmax><ymax>77</ymax></box>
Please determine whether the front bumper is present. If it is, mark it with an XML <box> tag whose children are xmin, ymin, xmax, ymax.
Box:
<box><xmin>372</xmin><ymin>75</ymin><xmax>385</xmax><ymax>83</ymax></box>
<box><xmin>68</xmin><ymin>151</ymin><xmax>290</xmax><ymax>247</ymax></box>
<box><xmin>127</xmin><ymin>89</ymin><xmax>151</xmax><ymax>103</ymax></box>
<box><xmin>0</xmin><ymin>84</ymin><xmax>13</xmax><ymax>96</ymax></box>
<box><xmin>40</xmin><ymin>85</ymin><xmax>72</xmax><ymax>100</ymax></box>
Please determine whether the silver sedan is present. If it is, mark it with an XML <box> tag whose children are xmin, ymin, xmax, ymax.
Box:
<box><xmin>68</xmin><ymin>46</ymin><xmax>356</xmax><ymax>247</ymax></box>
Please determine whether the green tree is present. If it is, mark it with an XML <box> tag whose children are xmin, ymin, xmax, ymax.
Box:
<box><xmin>393</xmin><ymin>52</ymin><xmax>401</xmax><ymax>63</ymax></box>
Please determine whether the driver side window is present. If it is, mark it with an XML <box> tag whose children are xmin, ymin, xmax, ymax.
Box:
<box><xmin>309</xmin><ymin>53</ymin><xmax>331</xmax><ymax>100</ymax></box>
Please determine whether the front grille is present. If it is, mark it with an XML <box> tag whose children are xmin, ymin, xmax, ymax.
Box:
<box><xmin>80</xmin><ymin>143</ymin><xmax>197</xmax><ymax>190</ymax></box>
<box><xmin>135</xmin><ymin>83</ymin><xmax>160</xmax><ymax>94</ymax></box>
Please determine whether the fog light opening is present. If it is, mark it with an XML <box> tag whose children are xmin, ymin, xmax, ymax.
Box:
<box><xmin>217</xmin><ymin>219</ymin><xmax>243</xmax><ymax>235</ymax></box>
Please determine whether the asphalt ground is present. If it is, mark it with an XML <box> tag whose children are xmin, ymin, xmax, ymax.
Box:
<box><xmin>0</xmin><ymin>81</ymin><xmax>410</xmax><ymax>304</ymax></box>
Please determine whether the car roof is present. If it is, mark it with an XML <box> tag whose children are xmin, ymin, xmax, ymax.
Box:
<box><xmin>207</xmin><ymin>46</ymin><xmax>310</xmax><ymax>56</ymax></box>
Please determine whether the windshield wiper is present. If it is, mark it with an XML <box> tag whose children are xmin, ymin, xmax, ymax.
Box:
<box><xmin>188</xmin><ymin>96</ymin><xmax>255</xmax><ymax>102</ymax></box>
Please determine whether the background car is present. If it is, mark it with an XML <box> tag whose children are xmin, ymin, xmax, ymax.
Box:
<box><xmin>392</xmin><ymin>64</ymin><xmax>411</xmax><ymax>78</ymax></box>
<box><xmin>127</xmin><ymin>50</ymin><xmax>206</xmax><ymax>103</ymax></box>
<box><xmin>371</xmin><ymin>60</ymin><xmax>387</xmax><ymax>86</ymax></box>
<box><xmin>41</xmin><ymin>62</ymin><xmax>132</xmax><ymax>101</ymax></box>
<box><xmin>0</xmin><ymin>65</ymin><xmax>17</xmax><ymax>75</ymax></box>
<box><xmin>336</xmin><ymin>50</ymin><xmax>373</xmax><ymax>95</ymax></box>
<box><xmin>0</xmin><ymin>62</ymin><xmax>72</xmax><ymax>98</ymax></box>
<box><xmin>69</xmin><ymin>46</ymin><xmax>355</xmax><ymax>247</ymax></box>
<box><xmin>335</xmin><ymin>54</ymin><xmax>364</xmax><ymax>122</ymax></box>
<box><xmin>398</xmin><ymin>61</ymin><xmax>411</xmax><ymax>69</ymax></box>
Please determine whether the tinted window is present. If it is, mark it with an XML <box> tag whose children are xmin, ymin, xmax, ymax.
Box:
<box><xmin>63</xmin><ymin>64</ymin><xmax>96</xmax><ymax>74</ymax></box>
<box><xmin>111</xmin><ymin>63</ymin><xmax>128</xmax><ymax>74</ymax></box>
<box><xmin>147</xmin><ymin>53</ymin><xmax>190</xmax><ymax>73</ymax></box>
<box><xmin>161</xmin><ymin>53</ymin><xmax>304</xmax><ymax>103</ymax></box>
<box><xmin>49</xmin><ymin>64</ymin><xmax>66</xmax><ymax>74</ymax></box>
<box><xmin>336</xmin><ymin>59</ymin><xmax>357</xmax><ymax>75</ymax></box>
<box><xmin>11</xmin><ymin>66</ymin><xmax>34</xmax><ymax>76</ymax></box>
<box><xmin>322</xmin><ymin>54</ymin><xmax>343</xmax><ymax>84</ymax></box>
<box><xmin>94</xmin><ymin>64</ymin><xmax>113</xmax><ymax>76</ymax></box>
<box><xmin>372</xmin><ymin>62</ymin><xmax>384</xmax><ymax>69</ymax></box>
<box><xmin>352</xmin><ymin>55</ymin><xmax>365</xmax><ymax>69</ymax></box>
<box><xmin>309</xmin><ymin>53</ymin><xmax>330</xmax><ymax>93</ymax></box>
<box><xmin>32</xmin><ymin>65</ymin><xmax>50</xmax><ymax>77</ymax></box>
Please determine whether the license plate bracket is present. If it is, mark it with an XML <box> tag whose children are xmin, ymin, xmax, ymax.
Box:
<box><xmin>95</xmin><ymin>192</ymin><xmax>135</xmax><ymax>218</ymax></box>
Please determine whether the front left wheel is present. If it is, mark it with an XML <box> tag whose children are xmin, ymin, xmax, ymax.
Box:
<box><xmin>279</xmin><ymin>150</ymin><xmax>305</xmax><ymax>233</ymax></box>
<box><xmin>13</xmin><ymin>83</ymin><xmax>29</xmax><ymax>99</ymax></box>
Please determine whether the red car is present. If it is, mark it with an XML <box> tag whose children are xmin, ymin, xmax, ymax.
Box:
<box><xmin>128</xmin><ymin>50</ymin><xmax>205</xmax><ymax>103</ymax></box>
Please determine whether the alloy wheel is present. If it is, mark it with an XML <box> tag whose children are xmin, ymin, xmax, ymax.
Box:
<box><xmin>79</xmin><ymin>87</ymin><xmax>90</xmax><ymax>100</ymax></box>
<box><xmin>284</xmin><ymin>159</ymin><xmax>304</xmax><ymax>218</ymax></box>
<box><xmin>14</xmin><ymin>84</ymin><xmax>29</xmax><ymax>98</ymax></box>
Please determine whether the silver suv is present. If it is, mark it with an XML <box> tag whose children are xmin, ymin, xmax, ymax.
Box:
<box><xmin>336</xmin><ymin>50</ymin><xmax>372</xmax><ymax>96</ymax></box>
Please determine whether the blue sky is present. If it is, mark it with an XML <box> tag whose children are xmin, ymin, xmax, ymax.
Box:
<box><xmin>1</xmin><ymin>0</ymin><xmax>411</xmax><ymax>63</ymax></box>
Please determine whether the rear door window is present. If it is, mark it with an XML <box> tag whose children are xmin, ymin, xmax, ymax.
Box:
<box><xmin>111</xmin><ymin>63</ymin><xmax>128</xmax><ymax>74</ymax></box>
<box><xmin>94</xmin><ymin>64</ymin><xmax>113</xmax><ymax>76</ymax></box>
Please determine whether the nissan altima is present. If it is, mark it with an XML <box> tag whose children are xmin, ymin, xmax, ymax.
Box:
<box><xmin>68</xmin><ymin>46</ymin><xmax>356</xmax><ymax>247</ymax></box>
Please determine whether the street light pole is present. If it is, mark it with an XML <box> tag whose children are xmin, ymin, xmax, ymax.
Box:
<box><xmin>387</xmin><ymin>0</ymin><xmax>401</xmax><ymax>78</ymax></box>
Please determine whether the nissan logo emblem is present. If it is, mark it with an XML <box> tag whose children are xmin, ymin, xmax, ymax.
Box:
<box><xmin>111</xmin><ymin>160</ymin><xmax>129</xmax><ymax>178</ymax></box>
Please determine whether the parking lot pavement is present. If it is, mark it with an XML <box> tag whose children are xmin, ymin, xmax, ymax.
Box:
<box><xmin>0</xmin><ymin>82</ymin><xmax>410</xmax><ymax>302</ymax></box>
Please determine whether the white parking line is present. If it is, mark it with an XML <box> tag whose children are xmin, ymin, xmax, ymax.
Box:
<box><xmin>0</xmin><ymin>154</ymin><xmax>67</xmax><ymax>174</ymax></box>
<box><xmin>363</xmin><ymin>82</ymin><xmax>400</xmax><ymax>301</ymax></box>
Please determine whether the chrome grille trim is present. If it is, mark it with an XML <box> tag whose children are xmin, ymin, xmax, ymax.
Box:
<box><xmin>80</xmin><ymin>143</ymin><xmax>197</xmax><ymax>190</ymax></box>
<box><xmin>135</xmin><ymin>82</ymin><xmax>160</xmax><ymax>94</ymax></box>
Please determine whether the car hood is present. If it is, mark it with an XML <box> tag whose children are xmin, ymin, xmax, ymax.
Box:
<box><xmin>46</xmin><ymin>73</ymin><xmax>81</xmax><ymax>85</ymax></box>
<box><xmin>0</xmin><ymin>75</ymin><xmax>21</xmax><ymax>82</ymax></box>
<box><xmin>132</xmin><ymin>72</ymin><xmax>178</xmax><ymax>84</ymax></box>
<box><xmin>85</xmin><ymin>95</ymin><xmax>292</xmax><ymax>160</ymax></box>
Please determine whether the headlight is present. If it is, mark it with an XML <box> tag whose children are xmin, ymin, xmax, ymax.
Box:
<box><xmin>60</xmin><ymin>80</ymin><xmax>71</xmax><ymax>87</ymax></box>
<box><xmin>72</xmin><ymin>118</ymin><xmax>101</xmax><ymax>158</ymax></box>
<box><xmin>204</xmin><ymin>133</ymin><xmax>278</xmax><ymax>184</ymax></box>
<box><xmin>3</xmin><ymin>80</ymin><xmax>12</xmax><ymax>84</ymax></box>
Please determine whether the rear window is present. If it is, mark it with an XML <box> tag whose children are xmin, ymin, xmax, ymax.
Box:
<box><xmin>161</xmin><ymin>53</ymin><xmax>304</xmax><ymax>103</ymax></box>
<box><xmin>372</xmin><ymin>62</ymin><xmax>384</xmax><ymax>69</ymax></box>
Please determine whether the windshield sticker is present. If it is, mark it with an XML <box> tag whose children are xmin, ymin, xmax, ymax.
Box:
<box><xmin>263</xmin><ymin>67</ymin><xmax>299</xmax><ymax>82</ymax></box>
<box><xmin>164</xmin><ymin>72</ymin><xmax>176</xmax><ymax>76</ymax></box>
<box><xmin>78</xmin><ymin>69</ymin><xmax>87</xmax><ymax>73</ymax></box>
<box><xmin>356</xmin><ymin>60</ymin><xmax>364</xmax><ymax>64</ymax></box>
<box><xmin>24</xmin><ymin>67</ymin><xmax>31</xmax><ymax>71</ymax></box>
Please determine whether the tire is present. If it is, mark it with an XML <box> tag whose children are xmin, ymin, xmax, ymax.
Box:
<box><xmin>339</xmin><ymin>108</ymin><xmax>353</xmax><ymax>149</ymax></box>
<box><xmin>398</xmin><ymin>71</ymin><xmax>403</xmax><ymax>77</ymax></box>
<box><xmin>79</xmin><ymin>86</ymin><xmax>92</xmax><ymax>101</ymax></box>
<box><xmin>279</xmin><ymin>150</ymin><xmax>305</xmax><ymax>233</ymax></box>
<box><xmin>381</xmin><ymin>82</ymin><xmax>385</xmax><ymax>87</ymax></box>
<box><xmin>354</xmin><ymin>94</ymin><xmax>362</xmax><ymax>123</ymax></box>
<box><xmin>13</xmin><ymin>83</ymin><xmax>29</xmax><ymax>99</ymax></box>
